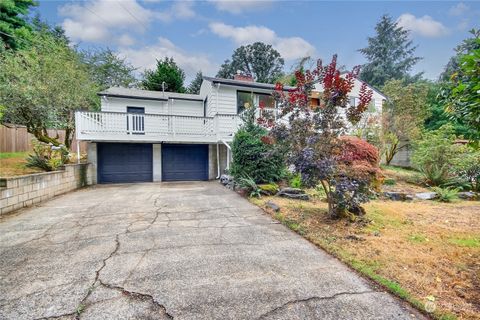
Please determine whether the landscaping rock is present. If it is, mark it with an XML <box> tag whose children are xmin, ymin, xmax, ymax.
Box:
<box><xmin>258</xmin><ymin>183</ymin><xmax>279</xmax><ymax>195</ymax></box>
<box><xmin>266</xmin><ymin>201</ymin><xmax>280</xmax><ymax>212</ymax></box>
<box><xmin>277</xmin><ymin>187</ymin><xmax>304</xmax><ymax>195</ymax></box>
<box><xmin>345</xmin><ymin>234</ymin><xmax>366</xmax><ymax>241</ymax></box>
<box><xmin>458</xmin><ymin>191</ymin><xmax>479</xmax><ymax>200</ymax></box>
<box><xmin>414</xmin><ymin>192</ymin><xmax>437</xmax><ymax>200</ymax></box>
<box><xmin>277</xmin><ymin>192</ymin><xmax>310</xmax><ymax>200</ymax></box>
<box><xmin>383</xmin><ymin>192</ymin><xmax>409</xmax><ymax>201</ymax></box>
<box><xmin>220</xmin><ymin>174</ymin><xmax>233</xmax><ymax>186</ymax></box>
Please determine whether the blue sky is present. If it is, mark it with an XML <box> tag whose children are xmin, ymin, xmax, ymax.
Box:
<box><xmin>35</xmin><ymin>1</ymin><xmax>480</xmax><ymax>82</ymax></box>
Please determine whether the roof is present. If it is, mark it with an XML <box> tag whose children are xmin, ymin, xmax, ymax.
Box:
<box><xmin>98</xmin><ymin>87</ymin><xmax>204</xmax><ymax>102</ymax></box>
<box><xmin>203</xmin><ymin>76</ymin><xmax>295</xmax><ymax>91</ymax></box>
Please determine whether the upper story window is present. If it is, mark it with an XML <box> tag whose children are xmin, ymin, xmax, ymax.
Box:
<box><xmin>237</xmin><ymin>91</ymin><xmax>276</xmax><ymax>114</ymax></box>
<box><xmin>349</xmin><ymin>97</ymin><xmax>376</xmax><ymax>112</ymax></box>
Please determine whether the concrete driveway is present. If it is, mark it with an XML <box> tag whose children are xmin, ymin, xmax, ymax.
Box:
<box><xmin>0</xmin><ymin>182</ymin><xmax>424</xmax><ymax>320</ymax></box>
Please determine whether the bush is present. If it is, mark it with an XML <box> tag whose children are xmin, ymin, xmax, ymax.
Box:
<box><xmin>25</xmin><ymin>141</ymin><xmax>68</xmax><ymax>172</ymax></box>
<box><xmin>237</xmin><ymin>175</ymin><xmax>261</xmax><ymax>198</ymax></box>
<box><xmin>452</xmin><ymin>147</ymin><xmax>480</xmax><ymax>192</ymax></box>
<box><xmin>431</xmin><ymin>186</ymin><xmax>460</xmax><ymax>203</ymax></box>
<box><xmin>289</xmin><ymin>174</ymin><xmax>302</xmax><ymax>188</ymax></box>
<box><xmin>411</xmin><ymin>125</ymin><xmax>463</xmax><ymax>186</ymax></box>
<box><xmin>230</xmin><ymin>108</ymin><xmax>285</xmax><ymax>183</ymax></box>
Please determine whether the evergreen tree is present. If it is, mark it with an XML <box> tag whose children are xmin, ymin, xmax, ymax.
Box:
<box><xmin>216</xmin><ymin>42</ymin><xmax>284</xmax><ymax>83</ymax></box>
<box><xmin>187</xmin><ymin>71</ymin><xmax>203</xmax><ymax>94</ymax></box>
<box><xmin>359</xmin><ymin>15</ymin><xmax>422</xmax><ymax>88</ymax></box>
<box><xmin>142</xmin><ymin>57</ymin><xmax>186</xmax><ymax>93</ymax></box>
<box><xmin>0</xmin><ymin>0</ymin><xmax>37</xmax><ymax>51</ymax></box>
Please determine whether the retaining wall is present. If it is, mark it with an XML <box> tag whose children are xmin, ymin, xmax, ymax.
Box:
<box><xmin>0</xmin><ymin>163</ymin><xmax>93</xmax><ymax>216</ymax></box>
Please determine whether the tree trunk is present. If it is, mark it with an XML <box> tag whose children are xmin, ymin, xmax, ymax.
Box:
<box><xmin>384</xmin><ymin>141</ymin><xmax>398</xmax><ymax>165</ymax></box>
<box><xmin>31</xmin><ymin>128</ymin><xmax>61</xmax><ymax>146</ymax></box>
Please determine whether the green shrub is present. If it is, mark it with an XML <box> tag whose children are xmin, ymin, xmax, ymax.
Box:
<box><xmin>431</xmin><ymin>186</ymin><xmax>460</xmax><ymax>203</ymax></box>
<box><xmin>230</xmin><ymin>108</ymin><xmax>285</xmax><ymax>183</ymax></box>
<box><xmin>237</xmin><ymin>175</ymin><xmax>261</xmax><ymax>198</ymax></box>
<box><xmin>383</xmin><ymin>178</ymin><xmax>396</xmax><ymax>186</ymax></box>
<box><xmin>258</xmin><ymin>183</ymin><xmax>279</xmax><ymax>195</ymax></box>
<box><xmin>452</xmin><ymin>147</ymin><xmax>480</xmax><ymax>192</ymax></box>
<box><xmin>289</xmin><ymin>174</ymin><xmax>302</xmax><ymax>188</ymax></box>
<box><xmin>25</xmin><ymin>141</ymin><xmax>68</xmax><ymax>172</ymax></box>
<box><xmin>412</xmin><ymin>125</ymin><xmax>464</xmax><ymax>186</ymax></box>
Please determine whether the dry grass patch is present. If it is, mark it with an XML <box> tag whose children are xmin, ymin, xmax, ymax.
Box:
<box><xmin>251</xmin><ymin>195</ymin><xmax>480</xmax><ymax>320</ymax></box>
<box><xmin>0</xmin><ymin>152</ymin><xmax>41</xmax><ymax>177</ymax></box>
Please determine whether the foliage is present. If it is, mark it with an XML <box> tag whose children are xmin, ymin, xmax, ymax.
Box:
<box><xmin>237</xmin><ymin>175</ymin><xmax>262</xmax><ymax>198</ymax></box>
<box><xmin>424</xmin><ymin>82</ymin><xmax>478</xmax><ymax>140</ymax></box>
<box><xmin>230</xmin><ymin>108</ymin><xmax>285</xmax><ymax>183</ymax></box>
<box><xmin>217</xmin><ymin>42</ymin><xmax>284</xmax><ymax>83</ymax></box>
<box><xmin>289</xmin><ymin>174</ymin><xmax>303</xmax><ymax>188</ymax></box>
<box><xmin>82</xmin><ymin>48</ymin><xmax>137</xmax><ymax>90</ymax></box>
<box><xmin>431</xmin><ymin>187</ymin><xmax>459</xmax><ymax>203</ymax></box>
<box><xmin>381</xmin><ymin>79</ymin><xmax>430</xmax><ymax>164</ymax></box>
<box><xmin>411</xmin><ymin>125</ymin><xmax>463</xmax><ymax>186</ymax></box>
<box><xmin>258</xmin><ymin>183</ymin><xmax>279</xmax><ymax>195</ymax></box>
<box><xmin>142</xmin><ymin>57</ymin><xmax>186</xmax><ymax>93</ymax></box>
<box><xmin>0</xmin><ymin>31</ymin><xmax>99</xmax><ymax>148</ymax></box>
<box><xmin>0</xmin><ymin>0</ymin><xmax>37</xmax><ymax>51</ymax></box>
<box><xmin>359</xmin><ymin>15</ymin><xmax>422</xmax><ymax>88</ymax></box>
<box><xmin>187</xmin><ymin>71</ymin><xmax>203</xmax><ymax>94</ymax></box>
<box><xmin>25</xmin><ymin>141</ymin><xmax>68</xmax><ymax>172</ymax></box>
<box><xmin>440</xmin><ymin>29</ymin><xmax>480</xmax><ymax>133</ymax></box>
<box><xmin>452</xmin><ymin>147</ymin><xmax>480</xmax><ymax>192</ymax></box>
<box><xmin>271</xmin><ymin>55</ymin><xmax>379</xmax><ymax>219</ymax></box>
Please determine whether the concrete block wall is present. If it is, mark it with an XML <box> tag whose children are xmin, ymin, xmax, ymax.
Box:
<box><xmin>208</xmin><ymin>144</ymin><xmax>229</xmax><ymax>180</ymax></box>
<box><xmin>0</xmin><ymin>163</ymin><xmax>93</xmax><ymax>216</ymax></box>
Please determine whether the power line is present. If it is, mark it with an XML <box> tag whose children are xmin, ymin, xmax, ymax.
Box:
<box><xmin>116</xmin><ymin>1</ymin><xmax>148</xmax><ymax>31</ymax></box>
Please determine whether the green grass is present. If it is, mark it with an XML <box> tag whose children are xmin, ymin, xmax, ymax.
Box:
<box><xmin>408</xmin><ymin>233</ymin><xmax>428</xmax><ymax>243</ymax></box>
<box><xmin>448</xmin><ymin>237</ymin><xmax>480</xmax><ymax>248</ymax></box>
<box><xmin>0</xmin><ymin>152</ymin><xmax>29</xmax><ymax>159</ymax></box>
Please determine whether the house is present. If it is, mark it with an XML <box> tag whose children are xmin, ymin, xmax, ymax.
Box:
<box><xmin>75</xmin><ymin>74</ymin><xmax>386</xmax><ymax>184</ymax></box>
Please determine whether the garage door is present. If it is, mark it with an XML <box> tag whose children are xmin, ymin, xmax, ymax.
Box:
<box><xmin>98</xmin><ymin>143</ymin><xmax>152</xmax><ymax>183</ymax></box>
<box><xmin>162</xmin><ymin>144</ymin><xmax>208</xmax><ymax>181</ymax></box>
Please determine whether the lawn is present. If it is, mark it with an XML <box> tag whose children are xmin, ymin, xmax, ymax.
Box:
<box><xmin>249</xmin><ymin>168</ymin><xmax>480</xmax><ymax>320</ymax></box>
<box><xmin>0</xmin><ymin>152</ymin><xmax>41</xmax><ymax>177</ymax></box>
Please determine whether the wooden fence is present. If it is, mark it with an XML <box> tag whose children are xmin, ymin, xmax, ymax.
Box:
<box><xmin>0</xmin><ymin>124</ymin><xmax>87</xmax><ymax>153</ymax></box>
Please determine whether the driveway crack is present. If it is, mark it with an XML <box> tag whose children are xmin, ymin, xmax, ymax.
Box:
<box><xmin>257</xmin><ymin>290</ymin><xmax>376</xmax><ymax>319</ymax></box>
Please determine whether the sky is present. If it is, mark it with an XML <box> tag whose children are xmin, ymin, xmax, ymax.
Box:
<box><xmin>35</xmin><ymin>0</ymin><xmax>480</xmax><ymax>82</ymax></box>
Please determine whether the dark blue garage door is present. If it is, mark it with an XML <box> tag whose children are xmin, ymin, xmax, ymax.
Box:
<box><xmin>98</xmin><ymin>143</ymin><xmax>152</xmax><ymax>183</ymax></box>
<box><xmin>162</xmin><ymin>144</ymin><xmax>208</xmax><ymax>181</ymax></box>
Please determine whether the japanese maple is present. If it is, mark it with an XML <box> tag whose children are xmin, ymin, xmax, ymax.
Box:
<box><xmin>270</xmin><ymin>55</ymin><xmax>379</xmax><ymax>219</ymax></box>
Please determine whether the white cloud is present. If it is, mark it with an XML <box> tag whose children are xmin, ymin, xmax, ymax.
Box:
<box><xmin>209</xmin><ymin>0</ymin><xmax>273</xmax><ymax>14</ymax></box>
<box><xmin>449</xmin><ymin>2</ymin><xmax>469</xmax><ymax>16</ymax></box>
<box><xmin>117</xmin><ymin>34</ymin><xmax>136</xmax><ymax>46</ymax></box>
<box><xmin>209</xmin><ymin>22</ymin><xmax>315</xmax><ymax>60</ymax></box>
<box><xmin>118</xmin><ymin>37</ymin><xmax>217</xmax><ymax>79</ymax></box>
<box><xmin>59</xmin><ymin>0</ymin><xmax>154</xmax><ymax>43</ymax></box>
<box><xmin>155</xmin><ymin>1</ymin><xmax>196</xmax><ymax>23</ymax></box>
<box><xmin>397</xmin><ymin>13</ymin><xmax>450</xmax><ymax>38</ymax></box>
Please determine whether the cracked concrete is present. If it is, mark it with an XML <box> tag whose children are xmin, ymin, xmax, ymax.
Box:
<box><xmin>0</xmin><ymin>182</ymin><xmax>425</xmax><ymax>319</ymax></box>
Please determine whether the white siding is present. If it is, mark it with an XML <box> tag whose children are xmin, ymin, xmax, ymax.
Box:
<box><xmin>101</xmin><ymin>96</ymin><xmax>203</xmax><ymax>116</ymax></box>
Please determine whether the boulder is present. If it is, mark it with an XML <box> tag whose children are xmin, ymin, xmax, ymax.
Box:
<box><xmin>277</xmin><ymin>192</ymin><xmax>310</xmax><ymax>201</ymax></box>
<box><xmin>414</xmin><ymin>192</ymin><xmax>437</xmax><ymax>200</ymax></box>
<box><xmin>277</xmin><ymin>187</ymin><xmax>304</xmax><ymax>195</ymax></box>
<box><xmin>266</xmin><ymin>201</ymin><xmax>280</xmax><ymax>212</ymax></box>
<box><xmin>458</xmin><ymin>191</ymin><xmax>479</xmax><ymax>200</ymax></box>
<box><xmin>258</xmin><ymin>183</ymin><xmax>280</xmax><ymax>195</ymax></box>
<box><xmin>220</xmin><ymin>174</ymin><xmax>233</xmax><ymax>186</ymax></box>
<box><xmin>383</xmin><ymin>192</ymin><xmax>409</xmax><ymax>201</ymax></box>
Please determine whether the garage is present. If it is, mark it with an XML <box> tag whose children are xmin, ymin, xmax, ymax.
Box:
<box><xmin>98</xmin><ymin>143</ymin><xmax>153</xmax><ymax>183</ymax></box>
<box><xmin>162</xmin><ymin>144</ymin><xmax>208</xmax><ymax>181</ymax></box>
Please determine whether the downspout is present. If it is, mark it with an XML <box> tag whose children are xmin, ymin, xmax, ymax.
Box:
<box><xmin>215</xmin><ymin>143</ymin><xmax>221</xmax><ymax>179</ymax></box>
<box><xmin>221</xmin><ymin>139</ymin><xmax>231</xmax><ymax>171</ymax></box>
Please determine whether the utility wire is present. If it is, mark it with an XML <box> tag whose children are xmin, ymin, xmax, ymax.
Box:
<box><xmin>116</xmin><ymin>1</ymin><xmax>148</xmax><ymax>31</ymax></box>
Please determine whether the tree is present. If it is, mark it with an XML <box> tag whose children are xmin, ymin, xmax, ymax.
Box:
<box><xmin>0</xmin><ymin>0</ymin><xmax>37</xmax><ymax>51</ymax></box>
<box><xmin>440</xmin><ymin>29</ymin><xmax>480</xmax><ymax>82</ymax></box>
<box><xmin>381</xmin><ymin>79</ymin><xmax>430</xmax><ymax>164</ymax></box>
<box><xmin>0</xmin><ymin>31</ymin><xmax>98</xmax><ymax>148</ymax></box>
<box><xmin>271</xmin><ymin>55</ymin><xmax>379</xmax><ymax>219</ymax></box>
<box><xmin>424</xmin><ymin>82</ymin><xmax>478</xmax><ymax>140</ymax></box>
<box><xmin>187</xmin><ymin>71</ymin><xmax>203</xmax><ymax>94</ymax></box>
<box><xmin>216</xmin><ymin>42</ymin><xmax>284</xmax><ymax>83</ymax></box>
<box><xmin>82</xmin><ymin>48</ymin><xmax>137</xmax><ymax>90</ymax></box>
<box><xmin>141</xmin><ymin>57</ymin><xmax>186</xmax><ymax>93</ymax></box>
<box><xmin>440</xmin><ymin>29</ymin><xmax>480</xmax><ymax>135</ymax></box>
<box><xmin>359</xmin><ymin>15</ymin><xmax>422</xmax><ymax>88</ymax></box>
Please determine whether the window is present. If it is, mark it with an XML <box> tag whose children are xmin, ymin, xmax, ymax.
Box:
<box><xmin>256</xmin><ymin>93</ymin><xmax>275</xmax><ymax>109</ymax></box>
<box><xmin>349</xmin><ymin>97</ymin><xmax>376</xmax><ymax>113</ymax></box>
<box><xmin>203</xmin><ymin>98</ymin><xmax>208</xmax><ymax>117</ymax></box>
<box><xmin>237</xmin><ymin>91</ymin><xmax>252</xmax><ymax>114</ymax></box>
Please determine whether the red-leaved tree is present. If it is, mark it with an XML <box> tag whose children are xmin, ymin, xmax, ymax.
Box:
<box><xmin>270</xmin><ymin>55</ymin><xmax>380</xmax><ymax>219</ymax></box>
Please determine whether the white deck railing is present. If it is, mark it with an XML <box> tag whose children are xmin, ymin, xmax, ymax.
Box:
<box><xmin>75</xmin><ymin>111</ymin><xmax>241</xmax><ymax>143</ymax></box>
